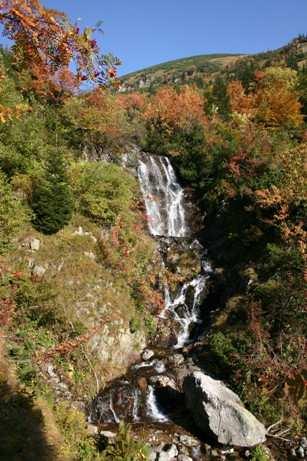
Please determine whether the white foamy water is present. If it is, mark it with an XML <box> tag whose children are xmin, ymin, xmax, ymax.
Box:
<box><xmin>132</xmin><ymin>388</ymin><xmax>140</xmax><ymax>422</ymax></box>
<box><xmin>166</xmin><ymin>273</ymin><xmax>209</xmax><ymax>348</ymax></box>
<box><xmin>138</xmin><ymin>154</ymin><xmax>188</xmax><ymax>237</ymax></box>
<box><xmin>146</xmin><ymin>385</ymin><xmax>169</xmax><ymax>422</ymax></box>
<box><xmin>109</xmin><ymin>393</ymin><xmax>120</xmax><ymax>423</ymax></box>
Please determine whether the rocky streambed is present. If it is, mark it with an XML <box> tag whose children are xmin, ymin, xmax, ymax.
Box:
<box><xmin>88</xmin><ymin>153</ymin><xmax>274</xmax><ymax>460</ymax></box>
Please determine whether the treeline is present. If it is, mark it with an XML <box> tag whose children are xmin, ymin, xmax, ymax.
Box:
<box><xmin>117</xmin><ymin>52</ymin><xmax>306</xmax><ymax>430</ymax></box>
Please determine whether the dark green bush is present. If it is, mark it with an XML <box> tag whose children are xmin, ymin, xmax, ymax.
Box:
<box><xmin>31</xmin><ymin>151</ymin><xmax>73</xmax><ymax>234</ymax></box>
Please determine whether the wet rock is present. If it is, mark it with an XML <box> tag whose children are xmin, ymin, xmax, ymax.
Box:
<box><xmin>169</xmin><ymin>353</ymin><xmax>185</xmax><ymax>367</ymax></box>
<box><xmin>142</xmin><ymin>349</ymin><xmax>155</xmax><ymax>361</ymax></box>
<box><xmin>184</xmin><ymin>372</ymin><xmax>266</xmax><ymax>447</ymax></box>
<box><xmin>178</xmin><ymin>455</ymin><xmax>193</xmax><ymax>461</ymax></box>
<box><xmin>92</xmin><ymin>381</ymin><xmax>136</xmax><ymax>423</ymax></box>
<box><xmin>179</xmin><ymin>434</ymin><xmax>199</xmax><ymax>447</ymax></box>
<box><xmin>150</xmin><ymin>375</ymin><xmax>177</xmax><ymax>390</ymax></box>
<box><xmin>158</xmin><ymin>444</ymin><xmax>178</xmax><ymax>461</ymax></box>
<box><xmin>137</xmin><ymin>376</ymin><xmax>148</xmax><ymax>391</ymax></box>
<box><xmin>301</xmin><ymin>437</ymin><xmax>307</xmax><ymax>449</ymax></box>
<box><xmin>154</xmin><ymin>360</ymin><xmax>166</xmax><ymax>373</ymax></box>
<box><xmin>100</xmin><ymin>430</ymin><xmax>116</xmax><ymax>439</ymax></box>
<box><xmin>190</xmin><ymin>445</ymin><xmax>202</xmax><ymax>459</ymax></box>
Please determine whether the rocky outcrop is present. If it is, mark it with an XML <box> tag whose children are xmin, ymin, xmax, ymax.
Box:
<box><xmin>183</xmin><ymin>371</ymin><xmax>266</xmax><ymax>447</ymax></box>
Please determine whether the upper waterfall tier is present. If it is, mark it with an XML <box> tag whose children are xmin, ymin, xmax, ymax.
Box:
<box><xmin>138</xmin><ymin>154</ymin><xmax>188</xmax><ymax>238</ymax></box>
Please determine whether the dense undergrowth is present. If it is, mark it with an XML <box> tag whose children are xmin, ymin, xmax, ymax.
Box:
<box><xmin>0</xmin><ymin>2</ymin><xmax>306</xmax><ymax>458</ymax></box>
<box><xmin>0</xmin><ymin>45</ymin><xmax>156</xmax><ymax>458</ymax></box>
<box><xmin>135</xmin><ymin>51</ymin><xmax>307</xmax><ymax>433</ymax></box>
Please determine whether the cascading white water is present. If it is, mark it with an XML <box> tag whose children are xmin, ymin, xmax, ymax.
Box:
<box><xmin>138</xmin><ymin>153</ymin><xmax>210</xmax><ymax>349</ymax></box>
<box><xmin>165</xmin><ymin>272</ymin><xmax>210</xmax><ymax>349</ymax></box>
<box><xmin>109</xmin><ymin>393</ymin><xmax>120</xmax><ymax>423</ymax></box>
<box><xmin>91</xmin><ymin>153</ymin><xmax>212</xmax><ymax>427</ymax></box>
<box><xmin>146</xmin><ymin>386</ymin><xmax>169</xmax><ymax>422</ymax></box>
<box><xmin>132</xmin><ymin>389</ymin><xmax>140</xmax><ymax>422</ymax></box>
<box><xmin>138</xmin><ymin>154</ymin><xmax>188</xmax><ymax>237</ymax></box>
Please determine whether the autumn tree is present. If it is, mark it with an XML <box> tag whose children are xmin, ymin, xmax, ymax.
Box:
<box><xmin>144</xmin><ymin>85</ymin><xmax>205</xmax><ymax>131</ymax></box>
<box><xmin>0</xmin><ymin>57</ymin><xmax>28</xmax><ymax>123</ymax></box>
<box><xmin>64</xmin><ymin>88</ymin><xmax>129</xmax><ymax>149</ymax></box>
<box><xmin>116</xmin><ymin>92</ymin><xmax>146</xmax><ymax>114</ymax></box>
<box><xmin>0</xmin><ymin>0</ymin><xmax>119</xmax><ymax>98</ymax></box>
<box><xmin>254</xmin><ymin>67</ymin><xmax>303</xmax><ymax>128</ymax></box>
<box><xmin>227</xmin><ymin>80</ymin><xmax>255</xmax><ymax>119</ymax></box>
<box><xmin>142</xmin><ymin>85</ymin><xmax>206</xmax><ymax>155</ymax></box>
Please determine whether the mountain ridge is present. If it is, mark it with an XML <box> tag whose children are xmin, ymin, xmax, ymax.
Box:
<box><xmin>120</xmin><ymin>36</ymin><xmax>307</xmax><ymax>92</ymax></box>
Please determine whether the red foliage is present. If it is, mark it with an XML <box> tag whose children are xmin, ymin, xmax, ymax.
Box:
<box><xmin>0</xmin><ymin>0</ymin><xmax>118</xmax><ymax>98</ymax></box>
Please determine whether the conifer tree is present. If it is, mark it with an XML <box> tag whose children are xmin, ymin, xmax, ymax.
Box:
<box><xmin>31</xmin><ymin>152</ymin><xmax>72</xmax><ymax>234</ymax></box>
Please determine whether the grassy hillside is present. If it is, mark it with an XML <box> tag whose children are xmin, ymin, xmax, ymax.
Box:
<box><xmin>121</xmin><ymin>53</ymin><xmax>244</xmax><ymax>91</ymax></box>
<box><xmin>120</xmin><ymin>36</ymin><xmax>307</xmax><ymax>92</ymax></box>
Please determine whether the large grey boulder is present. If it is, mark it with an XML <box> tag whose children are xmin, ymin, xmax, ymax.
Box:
<box><xmin>183</xmin><ymin>372</ymin><xmax>266</xmax><ymax>447</ymax></box>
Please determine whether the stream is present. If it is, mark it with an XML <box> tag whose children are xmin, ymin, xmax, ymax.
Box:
<box><xmin>90</xmin><ymin>152</ymin><xmax>212</xmax><ymax>435</ymax></box>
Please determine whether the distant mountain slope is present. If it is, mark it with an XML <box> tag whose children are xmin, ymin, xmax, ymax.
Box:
<box><xmin>120</xmin><ymin>53</ymin><xmax>244</xmax><ymax>91</ymax></box>
<box><xmin>120</xmin><ymin>36</ymin><xmax>307</xmax><ymax>92</ymax></box>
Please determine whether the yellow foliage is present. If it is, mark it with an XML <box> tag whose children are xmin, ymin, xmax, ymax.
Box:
<box><xmin>254</xmin><ymin>67</ymin><xmax>303</xmax><ymax>127</ymax></box>
<box><xmin>228</xmin><ymin>80</ymin><xmax>255</xmax><ymax>118</ymax></box>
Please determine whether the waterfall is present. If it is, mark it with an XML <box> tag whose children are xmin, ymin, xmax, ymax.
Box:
<box><xmin>138</xmin><ymin>153</ymin><xmax>210</xmax><ymax>348</ymax></box>
<box><xmin>138</xmin><ymin>154</ymin><xmax>188</xmax><ymax>237</ymax></box>
<box><xmin>146</xmin><ymin>386</ymin><xmax>169</xmax><ymax>422</ymax></box>
<box><xmin>92</xmin><ymin>153</ymin><xmax>212</xmax><ymax>429</ymax></box>
<box><xmin>170</xmin><ymin>274</ymin><xmax>209</xmax><ymax>349</ymax></box>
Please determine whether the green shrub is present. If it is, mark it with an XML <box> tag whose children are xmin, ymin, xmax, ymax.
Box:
<box><xmin>69</xmin><ymin>162</ymin><xmax>136</xmax><ymax>227</ymax></box>
<box><xmin>101</xmin><ymin>422</ymin><xmax>150</xmax><ymax>461</ymax></box>
<box><xmin>209</xmin><ymin>332</ymin><xmax>236</xmax><ymax>367</ymax></box>
<box><xmin>0</xmin><ymin>112</ymin><xmax>49</xmax><ymax>177</ymax></box>
<box><xmin>0</xmin><ymin>171</ymin><xmax>29</xmax><ymax>252</ymax></box>
<box><xmin>55</xmin><ymin>402</ymin><xmax>102</xmax><ymax>461</ymax></box>
<box><xmin>250</xmin><ymin>445</ymin><xmax>269</xmax><ymax>461</ymax></box>
<box><xmin>31</xmin><ymin>151</ymin><xmax>73</xmax><ymax>234</ymax></box>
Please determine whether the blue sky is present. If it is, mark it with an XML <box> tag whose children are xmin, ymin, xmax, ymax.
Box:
<box><xmin>4</xmin><ymin>1</ymin><xmax>307</xmax><ymax>75</ymax></box>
